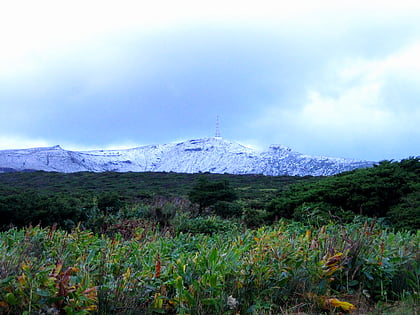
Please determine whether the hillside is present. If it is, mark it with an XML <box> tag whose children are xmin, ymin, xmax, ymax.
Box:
<box><xmin>0</xmin><ymin>171</ymin><xmax>314</xmax><ymax>201</ymax></box>
<box><xmin>0</xmin><ymin>158</ymin><xmax>418</xmax><ymax>231</ymax></box>
<box><xmin>0</xmin><ymin>137</ymin><xmax>373</xmax><ymax>176</ymax></box>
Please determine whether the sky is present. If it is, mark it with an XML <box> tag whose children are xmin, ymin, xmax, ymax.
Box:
<box><xmin>1</xmin><ymin>0</ymin><xmax>419</xmax><ymax>161</ymax></box>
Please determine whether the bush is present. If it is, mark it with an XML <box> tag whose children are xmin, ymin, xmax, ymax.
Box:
<box><xmin>293</xmin><ymin>202</ymin><xmax>357</xmax><ymax>226</ymax></box>
<box><xmin>188</xmin><ymin>178</ymin><xmax>238</xmax><ymax>213</ymax></box>
<box><xmin>97</xmin><ymin>192</ymin><xmax>126</xmax><ymax>213</ymax></box>
<box><xmin>387</xmin><ymin>189</ymin><xmax>420</xmax><ymax>231</ymax></box>
<box><xmin>241</xmin><ymin>207</ymin><xmax>270</xmax><ymax>228</ymax></box>
<box><xmin>213</xmin><ymin>200</ymin><xmax>243</xmax><ymax>218</ymax></box>
<box><xmin>267</xmin><ymin>158</ymin><xmax>420</xmax><ymax>229</ymax></box>
<box><xmin>0</xmin><ymin>192</ymin><xmax>86</xmax><ymax>230</ymax></box>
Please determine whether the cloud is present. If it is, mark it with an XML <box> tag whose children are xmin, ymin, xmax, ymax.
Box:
<box><xmin>255</xmin><ymin>42</ymin><xmax>420</xmax><ymax>160</ymax></box>
<box><xmin>0</xmin><ymin>26</ymin><xmax>305</xmax><ymax>144</ymax></box>
<box><xmin>304</xmin><ymin>42</ymin><xmax>420</xmax><ymax>133</ymax></box>
<box><xmin>0</xmin><ymin>135</ymin><xmax>51</xmax><ymax>150</ymax></box>
<box><xmin>1</xmin><ymin>1</ymin><xmax>420</xmax><ymax>160</ymax></box>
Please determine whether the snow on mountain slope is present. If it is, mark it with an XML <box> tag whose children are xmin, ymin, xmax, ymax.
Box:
<box><xmin>260</xmin><ymin>145</ymin><xmax>373</xmax><ymax>176</ymax></box>
<box><xmin>0</xmin><ymin>145</ymin><xmax>96</xmax><ymax>172</ymax></box>
<box><xmin>0</xmin><ymin>138</ymin><xmax>374</xmax><ymax>175</ymax></box>
<box><xmin>151</xmin><ymin>138</ymin><xmax>260</xmax><ymax>174</ymax></box>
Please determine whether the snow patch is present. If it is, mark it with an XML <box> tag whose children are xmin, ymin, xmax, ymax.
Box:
<box><xmin>0</xmin><ymin>138</ymin><xmax>374</xmax><ymax>175</ymax></box>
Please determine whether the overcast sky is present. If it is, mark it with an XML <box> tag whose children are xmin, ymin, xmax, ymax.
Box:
<box><xmin>1</xmin><ymin>1</ymin><xmax>419</xmax><ymax>161</ymax></box>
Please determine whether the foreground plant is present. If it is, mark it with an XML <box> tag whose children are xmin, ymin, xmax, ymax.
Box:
<box><xmin>0</xmin><ymin>220</ymin><xmax>418</xmax><ymax>314</ymax></box>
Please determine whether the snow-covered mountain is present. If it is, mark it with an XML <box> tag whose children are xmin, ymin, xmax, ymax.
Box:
<box><xmin>0</xmin><ymin>137</ymin><xmax>374</xmax><ymax>176</ymax></box>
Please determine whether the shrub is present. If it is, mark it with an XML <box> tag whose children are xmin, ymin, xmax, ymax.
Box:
<box><xmin>293</xmin><ymin>202</ymin><xmax>357</xmax><ymax>226</ymax></box>
<box><xmin>241</xmin><ymin>207</ymin><xmax>270</xmax><ymax>228</ymax></box>
<box><xmin>188</xmin><ymin>178</ymin><xmax>238</xmax><ymax>213</ymax></box>
<box><xmin>387</xmin><ymin>188</ymin><xmax>420</xmax><ymax>231</ymax></box>
<box><xmin>267</xmin><ymin>158</ymin><xmax>420</xmax><ymax>229</ymax></box>
<box><xmin>213</xmin><ymin>200</ymin><xmax>243</xmax><ymax>218</ymax></box>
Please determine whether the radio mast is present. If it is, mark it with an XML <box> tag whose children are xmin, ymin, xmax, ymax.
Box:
<box><xmin>215</xmin><ymin>115</ymin><xmax>221</xmax><ymax>138</ymax></box>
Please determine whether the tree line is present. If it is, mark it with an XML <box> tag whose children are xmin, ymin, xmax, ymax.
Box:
<box><xmin>0</xmin><ymin>157</ymin><xmax>418</xmax><ymax>231</ymax></box>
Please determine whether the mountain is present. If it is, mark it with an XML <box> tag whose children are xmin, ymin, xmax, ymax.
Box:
<box><xmin>0</xmin><ymin>137</ymin><xmax>374</xmax><ymax>176</ymax></box>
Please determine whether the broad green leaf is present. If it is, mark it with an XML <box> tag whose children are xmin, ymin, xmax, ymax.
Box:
<box><xmin>5</xmin><ymin>293</ymin><xmax>17</xmax><ymax>305</ymax></box>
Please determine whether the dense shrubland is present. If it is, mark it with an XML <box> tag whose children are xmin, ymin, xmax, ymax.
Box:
<box><xmin>0</xmin><ymin>158</ymin><xmax>418</xmax><ymax>231</ymax></box>
<box><xmin>266</xmin><ymin>158</ymin><xmax>420</xmax><ymax>230</ymax></box>
<box><xmin>0</xmin><ymin>171</ymin><xmax>308</xmax><ymax>232</ymax></box>
<box><xmin>0</xmin><ymin>158</ymin><xmax>419</xmax><ymax>313</ymax></box>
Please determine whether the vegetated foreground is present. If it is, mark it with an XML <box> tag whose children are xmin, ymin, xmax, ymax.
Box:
<box><xmin>1</xmin><ymin>158</ymin><xmax>419</xmax><ymax>232</ymax></box>
<box><xmin>0</xmin><ymin>221</ymin><xmax>418</xmax><ymax>314</ymax></box>
<box><xmin>0</xmin><ymin>158</ymin><xmax>419</xmax><ymax>314</ymax></box>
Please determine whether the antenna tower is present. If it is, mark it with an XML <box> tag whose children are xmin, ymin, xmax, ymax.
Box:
<box><xmin>215</xmin><ymin>115</ymin><xmax>221</xmax><ymax>138</ymax></box>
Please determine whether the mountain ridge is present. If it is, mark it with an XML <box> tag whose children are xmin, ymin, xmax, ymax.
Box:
<box><xmin>0</xmin><ymin>137</ymin><xmax>374</xmax><ymax>176</ymax></box>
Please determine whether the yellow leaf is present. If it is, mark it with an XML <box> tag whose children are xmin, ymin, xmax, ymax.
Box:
<box><xmin>0</xmin><ymin>301</ymin><xmax>8</xmax><ymax>307</ymax></box>
<box><xmin>324</xmin><ymin>253</ymin><xmax>343</xmax><ymax>267</ymax></box>
<box><xmin>18</xmin><ymin>273</ymin><xmax>27</xmax><ymax>286</ymax></box>
<box><xmin>21</xmin><ymin>263</ymin><xmax>30</xmax><ymax>272</ymax></box>
<box><xmin>323</xmin><ymin>265</ymin><xmax>343</xmax><ymax>276</ymax></box>
<box><xmin>83</xmin><ymin>305</ymin><xmax>98</xmax><ymax>311</ymax></box>
<box><xmin>168</xmin><ymin>299</ymin><xmax>178</xmax><ymax>306</ymax></box>
<box><xmin>123</xmin><ymin>267</ymin><xmax>131</xmax><ymax>282</ymax></box>
<box><xmin>69</xmin><ymin>267</ymin><xmax>79</xmax><ymax>273</ymax></box>
<box><xmin>326</xmin><ymin>298</ymin><xmax>357</xmax><ymax>311</ymax></box>
<box><xmin>153</xmin><ymin>293</ymin><xmax>164</xmax><ymax>309</ymax></box>
<box><xmin>53</xmin><ymin>262</ymin><xmax>63</xmax><ymax>276</ymax></box>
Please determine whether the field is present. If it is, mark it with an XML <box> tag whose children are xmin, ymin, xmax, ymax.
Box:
<box><xmin>0</xmin><ymin>158</ymin><xmax>419</xmax><ymax>314</ymax></box>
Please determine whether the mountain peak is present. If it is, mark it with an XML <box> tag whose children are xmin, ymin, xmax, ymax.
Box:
<box><xmin>269</xmin><ymin>144</ymin><xmax>292</xmax><ymax>152</ymax></box>
<box><xmin>0</xmin><ymin>138</ymin><xmax>374</xmax><ymax>175</ymax></box>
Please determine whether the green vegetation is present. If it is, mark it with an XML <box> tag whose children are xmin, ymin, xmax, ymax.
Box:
<box><xmin>0</xmin><ymin>171</ymin><xmax>311</xmax><ymax>231</ymax></box>
<box><xmin>188</xmin><ymin>178</ymin><xmax>238</xmax><ymax>214</ymax></box>
<box><xmin>0</xmin><ymin>171</ymin><xmax>307</xmax><ymax>200</ymax></box>
<box><xmin>1</xmin><ymin>158</ymin><xmax>418</xmax><ymax>231</ymax></box>
<box><xmin>268</xmin><ymin>158</ymin><xmax>420</xmax><ymax>230</ymax></box>
<box><xmin>0</xmin><ymin>158</ymin><xmax>419</xmax><ymax>313</ymax></box>
<box><xmin>0</xmin><ymin>221</ymin><xmax>418</xmax><ymax>314</ymax></box>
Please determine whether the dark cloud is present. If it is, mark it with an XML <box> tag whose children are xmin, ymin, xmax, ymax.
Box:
<box><xmin>1</xmin><ymin>21</ymin><xmax>419</xmax><ymax>159</ymax></box>
<box><xmin>1</xmin><ymin>27</ymin><xmax>317</xmax><ymax>142</ymax></box>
